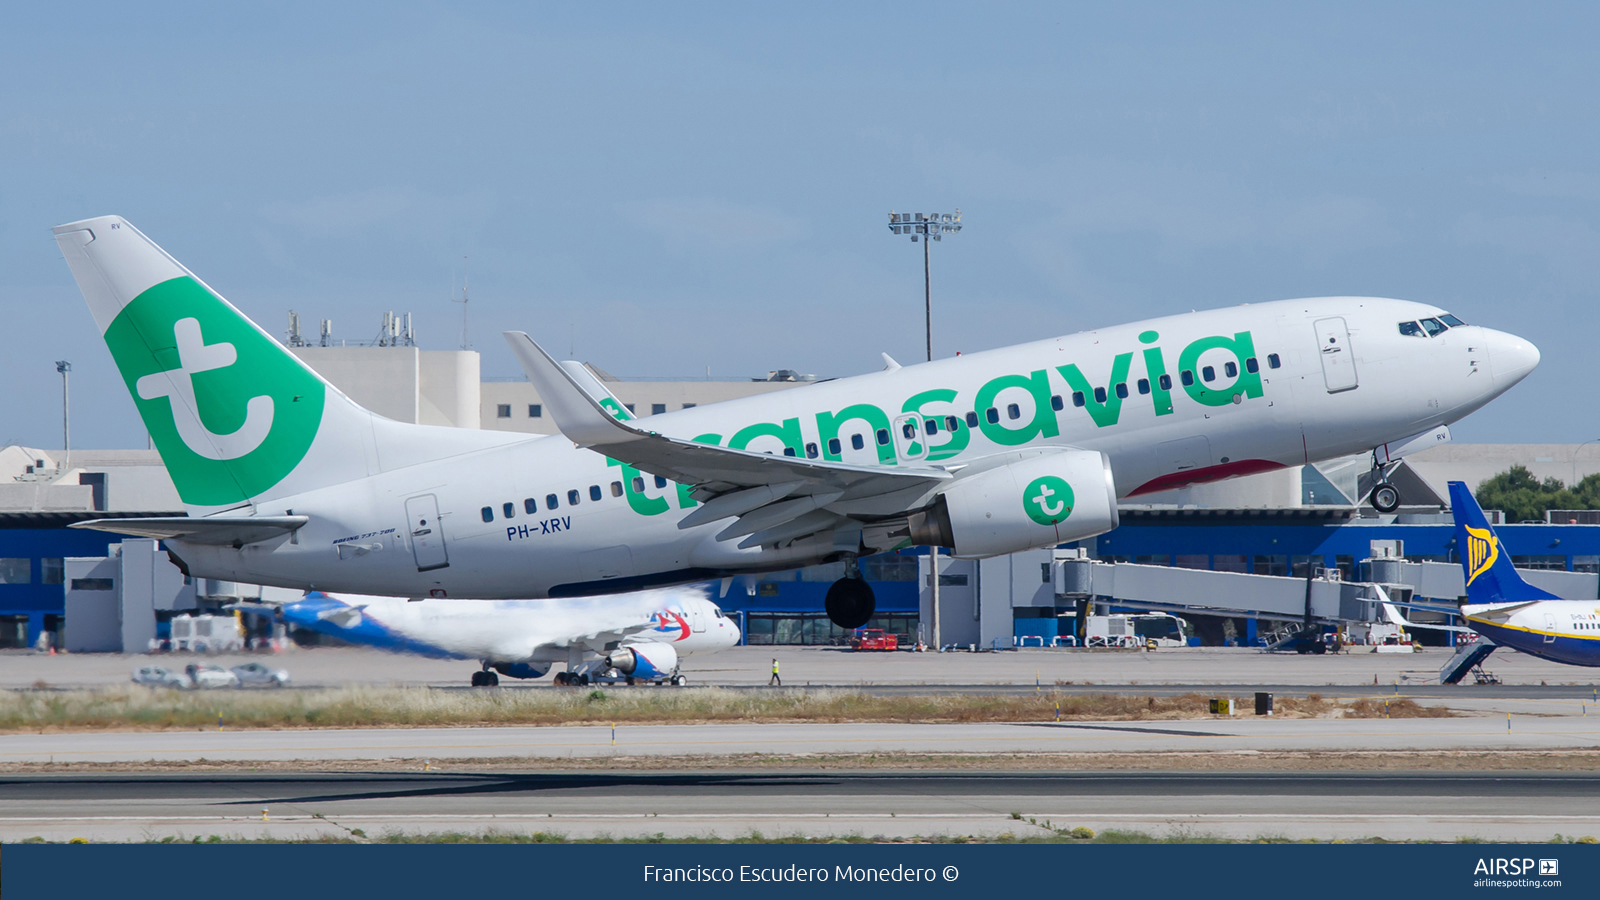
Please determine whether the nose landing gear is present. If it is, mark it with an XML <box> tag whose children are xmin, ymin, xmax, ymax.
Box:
<box><xmin>1369</xmin><ymin>480</ymin><xmax>1402</xmax><ymax>514</ymax></box>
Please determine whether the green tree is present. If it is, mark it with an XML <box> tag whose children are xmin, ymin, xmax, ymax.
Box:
<box><xmin>1474</xmin><ymin>465</ymin><xmax>1594</xmax><ymax>522</ymax></box>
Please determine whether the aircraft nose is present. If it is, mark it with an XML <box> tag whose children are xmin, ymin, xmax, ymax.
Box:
<box><xmin>1488</xmin><ymin>329</ymin><xmax>1541</xmax><ymax>387</ymax></box>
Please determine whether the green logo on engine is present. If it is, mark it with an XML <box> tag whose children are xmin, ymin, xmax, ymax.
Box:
<box><xmin>1022</xmin><ymin>475</ymin><xmax>1074</xmax><ymax>526</ymax></box>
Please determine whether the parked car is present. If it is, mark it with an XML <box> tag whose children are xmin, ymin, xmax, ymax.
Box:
<box><xmin>132</xmin><ymin>665</ymin><xmax>189</xmax><ymax>689</ymax></box>
<box><xmin>230</xmin><ymin>662</ymin><xmax>290</xmax><ymax>687</ymax></box>
<box><xmin>185</xmin><ymin>663</ymin><xmax>240</xmax><ymax>689</ymax></box>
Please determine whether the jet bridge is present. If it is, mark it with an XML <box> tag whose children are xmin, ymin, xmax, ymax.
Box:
<box><xmin>1051</xmin><ymin>552</ymin><xmax>1383</xmax><ymax>628</ymax></box>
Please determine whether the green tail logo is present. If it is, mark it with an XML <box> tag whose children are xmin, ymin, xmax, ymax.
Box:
<box><xmin>106</xmin><ymin>277</ymin><xmax>325</xmax><ymax>506</ymax></box>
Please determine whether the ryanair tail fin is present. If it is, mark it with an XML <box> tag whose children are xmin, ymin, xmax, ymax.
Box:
<box><xmin>1448</xmin><ymin>481</ymin><xmax>1559</xmax><ymax>606</ymax></box>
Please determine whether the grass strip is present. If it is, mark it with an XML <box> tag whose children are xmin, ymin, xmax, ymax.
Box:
<box><xmin>0</xmin><ymin>686</ymin><xmax>1449</xmax><ymax>733</ymax></box>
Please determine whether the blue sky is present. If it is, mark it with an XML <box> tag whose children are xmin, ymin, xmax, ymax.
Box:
<box><xmin>4</xmin><ymin>3</ymin><xmax>1598</xmax><ymax>448</ymax></box>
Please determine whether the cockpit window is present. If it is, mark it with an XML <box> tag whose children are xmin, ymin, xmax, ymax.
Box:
<box><xmin>1398</xmin><ymin>321</ymin><xmax>1424</xmax><ymax>337</ymax></box>
<box><xmin>1439</xmin><ymin>313</ymin><xmax>1466</xmax><ymax>327</ymax></box>
<box><xmin>1420</xmin><ymin>317</ymin><xmax>1447</xmax><ymax>337</ymax></box>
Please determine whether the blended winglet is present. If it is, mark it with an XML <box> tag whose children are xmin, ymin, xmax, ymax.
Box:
<box><xmin>504</xmin><ymin>331</ymin><xmax>645</xmax><ymax>447</ymax></box>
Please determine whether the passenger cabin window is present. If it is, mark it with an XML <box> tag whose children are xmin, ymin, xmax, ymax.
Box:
<box><xmin>1072</xmin><ymin>391</ymin><xmax>1085</xmax><ymax>407</ymax></box>
<box><xmin>1245</xmin><ymin>357</ymin><xmax>1259</xmax><ymax>374</ymax></box>
<box><xmin>1398</xmin><ymin>321</ymin><xmax>1425</xmax><ymax>337</ymax></box>
<box><xmin>502</xmin><ymin>502</ymin><xmax>515</xmax><ymax>519</ymax></box>
<box><xmin>1006</xmin><ymin>403</ymin><xmax>1021</xmax><ymax>420</ymax></box>
<box><xmin>481</xmin><ymin>507</ymin><xmax>494</xmax><ymax>522</ymax></box>
<box><xmin>1159</xmin><ymin>374</ymin><xmax>1173</xmax><ymax>390</ymax></box>
<box><xmin>1439</xmin><ymin>314</ymin><xmax>1466</xmax><ymax>326</ymax></box>
<box><xmin>632</xmin><ymin>476</ymin><xmax>646</xmax><ymax>493</ymax></box>
<box><xmin>1137</xmin><ymin>378</ymin><xmax>1151</xmax><ymax>395</ymax></box>
<box><xmin>924</xmin><ymin>418</ymin><xmax>938</xmax><ymax>435</ymax></box>
<box><xmin>1114</xmin><ymin>383</ymin><xmax>1129</xmax><ymax>399</ymax></box>
<box><xmin>902</xmin><ymin>421</ymin><xmax>917</xmax><ymax>439</ymax></box>
<box><xmin>1093</xmin><ymin>387</ymin><xmax>1107</xmax><ymax>404</ymax></box>
<box><xmin>1421</xmin><ymin>317</ymin><xmax>1447</xmax><ymax>337</ymax></box>
<box><xmin>567</xmin><ymin>489</ymin><xmax>580</xmax><ymax>506</ymax></box>
<box><xmin>805</xmin><ymin>442</ymin><xmax>819</xmax><ymax>458</ymax></box>
<box><xmin>946</xmin><ymin>415</ymin><xmax>960</xmax><ymax>431</ymax></box>
<box><xmin>965</xmin><ymin>412</ymin><xmax>979</xmax><ymax>428</ymax></box>
<box><xmin>1267</xmin><ymin>354</ymin><xmax>1281</xmax><ymax>369</ymax></box>
<box><xmin>1201</xmin><ymin>366</ymin><xmax>1215</xmax><ymax>383</ymax></box>
<box><xmin>985</xmin><ymin>408</ymin><xmax>1000</xmax><ymax>424</ymax></box>
<box><xmin>829</xmin><ymin>438</ymin><xmax>843</xmax><ymax>455</ymax></box>
<box><xmin>1050</xmin><ymin>394</ymin><xmax>1064</xmax><ymax>411</ymax></box>
<box><xmin>851</xmin><ymin>433</ymin><xmax>865</xmax><ymax>450</ymax></box>
<box><xmin>524</xmin><ymin>498</ymin><xmax>537</xmax><ymax>515</ymax></box>
<box><xmin>589</xmin><ymin>485</ymin><xmax>603</xmax><ymax>501</ymax></box>
<box><xmin>546</xmin><ymin>493</ymin><xmax>559</xmax><ymax>510</ymax></box>
<box><xmin>876</xmin><ymin>428</ymin><xmax>890</xmax><ymax>445</ymax></box>
<box><xmin>610</xmin><ymin>481</ymin><xmax>623</xmax><ymax>497</ymax></box>
<box><xmin>1180</xmin><ymin>370</ymin><xmax>1195</xmax><ymax>386</ymax></box>
<box><xmin>654</xmin><ymin>475</ymin><xmax>669</xmax><ymax>489</ymax></box>
<box><xmin>1224</xmin><ymin>361</ymin><xmax>1238</xmax><ymax>378</ymax></box>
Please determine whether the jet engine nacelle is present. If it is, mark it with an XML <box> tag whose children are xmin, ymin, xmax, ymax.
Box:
<box><xmin>911</xmin><ymin>449</ymin><xmax>1118</xmax><ymax>559</ymax></box>
<box><xmin>606</xmin><ymin>642</ymin><xmax>679</xmax><ymax>679</ymax></box>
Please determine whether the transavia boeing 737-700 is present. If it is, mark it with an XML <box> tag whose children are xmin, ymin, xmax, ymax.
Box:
<box><xmin>54</xmin><ymin>216</ymin><xmax>1539</xmax><ymax>628</ymax></box>
<box><xmin>234</xmin><ymin>586</ymin><xmax>739</xmax><ymax>687</ymax></box>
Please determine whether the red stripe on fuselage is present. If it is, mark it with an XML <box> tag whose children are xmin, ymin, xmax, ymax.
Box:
<box><xmin>1127</xmin><ymin>459</ymin><xmax>1288</xmax><ymax>497</ymax></box>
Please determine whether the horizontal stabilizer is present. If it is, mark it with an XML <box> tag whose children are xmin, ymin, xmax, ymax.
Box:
<box><xmin>69</xmin><ymin>515</ymin><xmax>307</xmax><ymax>546</ymax></box>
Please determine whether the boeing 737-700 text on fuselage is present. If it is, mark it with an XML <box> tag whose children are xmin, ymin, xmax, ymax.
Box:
<box><xmin>54</xmin><ymin>216</ymin><xmax>1539</xmax><ymax>627</ymax></box>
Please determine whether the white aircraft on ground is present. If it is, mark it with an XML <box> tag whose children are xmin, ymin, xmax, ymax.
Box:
<box><xmin>54</xmin><ymin>215</ymin><xmax>1539</xmax><ymax>628</ymax></box>
<box><xmin>235</xmin><ymin>586</ymin><xmax>738</xmax><ymax>686</ymax></box>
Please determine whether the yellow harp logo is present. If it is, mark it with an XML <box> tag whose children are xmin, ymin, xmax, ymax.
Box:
<box><xmin>1465</xmin><ymin>524</ymin><xmax>1498</xmax><ymax>586</ymax></box>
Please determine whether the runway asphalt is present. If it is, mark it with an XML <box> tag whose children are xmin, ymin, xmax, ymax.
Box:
<box><xmin>4</xmin><ymin>769</ymin><xmax>1597</xmax><ymax>843</ymax></box>
<box><xmin>4</xmin><ymin>715</ymin><xmax>1599</xmax><ymax>765</ymax></box>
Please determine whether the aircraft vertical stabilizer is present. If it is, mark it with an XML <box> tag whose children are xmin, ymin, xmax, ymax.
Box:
<box><xmin>1448</xmin><ymin>481</ymin><xmax>1560</xmax><ymax>606</ymax></box>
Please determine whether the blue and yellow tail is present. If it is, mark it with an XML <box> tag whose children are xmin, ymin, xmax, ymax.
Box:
<box><xmin>1448</xmin><ymin>481</ymin><xmax>1559</xmax><ymax>605</ymax></box>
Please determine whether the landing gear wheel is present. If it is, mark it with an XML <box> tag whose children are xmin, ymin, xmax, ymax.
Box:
<box><xmin>553</xmin><ymin>672</ymin><xmax>570</xmax><ymax>686</ymax></box>
<box><xmin>625</xmin><ymin>676</ymin><xmax>636</xmax><ymax>686</ymax></box>
<box><xmin>578</xmin><ymin>673</ymin><xmax>591</xmax><ymax>686</ymax></box>
<box><xmin>671</xmin><ymin>675</ymin><xmax>687</xmax><ymax>686</ymax></box>
<box><xmin>485</xmin><ymin>670</ymin><xmax>499</xmax><ymax>686</ymax></box>
<box><xmin>1370</xmin><ymin>481</ymin><xmax>1402</xmax><ymax>513</ymax></box>
<box><xmin>825</xmin><ymin>577</ymin><xmax>876</xmax><ymax>629</ymax></box>
<box><xmin>470</xmin><ymin>671</ymin><xmax>487</xmax><ymax>687</ymax></box>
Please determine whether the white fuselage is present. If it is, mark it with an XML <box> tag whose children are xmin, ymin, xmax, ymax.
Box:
<box><xmin>1463</xmin><ymin>600</ymin><xmax>1600</xmax><ymax>668</ymax></box>
<box><xmin>176</xmin><ymin>297</ymin><xmax>1536</xmax><ymax>599</ymax></box>
<box><xmin>301</xmin><ymin>589</ymin><xmax>742</xmax><ymax>664</ymax></box>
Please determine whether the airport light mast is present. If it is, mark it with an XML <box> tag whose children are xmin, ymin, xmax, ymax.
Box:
<box><xmin>55</xmin><ymin>360</ymin><xmax>70</xmax><ymax>475</ymax></box>
<box><xmin>886</xmin><ymin>210</ymin><xmax>962</xmax><ymax>362</ymax></box>
<box><xmin>887</xmin><ymin>210</ymin><xmax>962</xmax><ymax>651</ymax></box>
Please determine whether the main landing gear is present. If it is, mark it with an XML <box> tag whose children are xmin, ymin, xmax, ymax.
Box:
<box><xmin>825</xmin><ymin>556</ymin><xmax>876</xmax><ymax>629</ymax></box>
<box><xmin>470</xmin><ymin>663</ymin><xmax>499</xmax><ymax>687</ymax></box>
<box><xmin>552</xmin><ymin>671</ymin><xmax>589</xmax><ymax>686</ymax></box>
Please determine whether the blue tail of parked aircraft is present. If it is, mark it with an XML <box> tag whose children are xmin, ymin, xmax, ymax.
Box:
<box><xmin>1448</xmin><ymin>481</ymin><xmax>1560</xmax><ymax>606</ymax></box>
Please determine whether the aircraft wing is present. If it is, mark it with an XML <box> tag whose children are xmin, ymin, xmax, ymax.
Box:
<box><xmin>1380</xmin><ymin>601</ymin><xmax>1473</xmax><ymax>632</ymax></box>
<box><xmin>505</xmin><ymin>331</ymin><xmax>951</xmax><ymax>547</ymax></box>
<box><xmin>69</xmin><ymin>515</ymin><xmax>308</xmax><ymax>546</ymax></box>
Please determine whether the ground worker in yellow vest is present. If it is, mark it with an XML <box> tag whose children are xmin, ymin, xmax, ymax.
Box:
<box><xmin>769</xmin><ymin>658</ymin><xmax>781</xmax><ymax>686</ymax></box>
